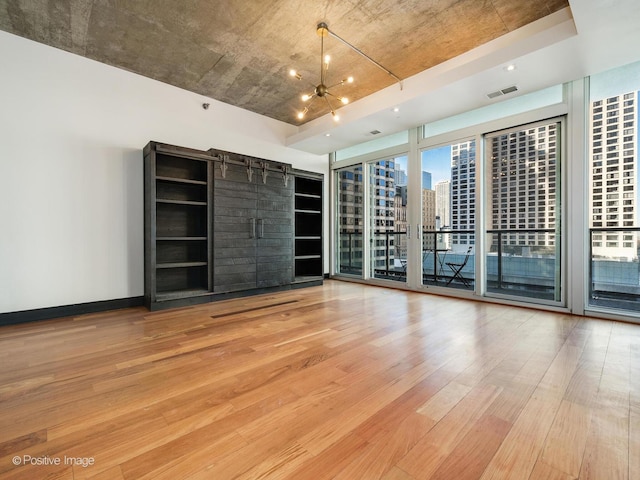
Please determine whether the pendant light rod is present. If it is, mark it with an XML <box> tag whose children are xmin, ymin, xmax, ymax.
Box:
<box><xmin>320</xmin><ymin>32</ymin><xmax>325</xmax><ymax>85</ymax></box>
<box><xmin>317</xmin><ymin>22</ymin><xmax>403</xmax><ymax>90</ymax></box>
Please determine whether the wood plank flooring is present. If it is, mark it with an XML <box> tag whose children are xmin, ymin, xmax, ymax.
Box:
<box><xmin>0</xmin><ymin>280</ymin><xmax>638</xmax><ymax>479</ymax></box>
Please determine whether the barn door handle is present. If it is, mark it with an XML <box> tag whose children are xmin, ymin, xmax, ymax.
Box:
<box><xmin>249</xmin><ymin>218</ymin><xmax>256</xmax><ymax>238</ymax></box>
<box><xmin>257</xmin><ymin>219</ymin><xmax>264</xmax><ymax>238</ymax></box>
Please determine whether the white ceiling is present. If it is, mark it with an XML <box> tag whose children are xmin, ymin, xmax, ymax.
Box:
<box><xmin>287</xmin><ymin>1</ymin><xmax>640</xmax><ymax>155</ymax></box>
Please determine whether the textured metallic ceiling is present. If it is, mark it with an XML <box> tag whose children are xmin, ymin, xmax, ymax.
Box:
<box><xmin>0</xmin><ymin>0</ymin><xmax>569</xmax><ymax>125</ymax></box>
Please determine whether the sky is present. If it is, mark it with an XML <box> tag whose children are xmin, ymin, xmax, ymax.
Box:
<box><xmin>393</xmin><ymin>146</ymin><xmax>453</xmax><ymax>188</ymax></box>
<box><xmin>421</xmin><ymin>146</ymin><xmax>453</xmax><ymax>186</ymax></box>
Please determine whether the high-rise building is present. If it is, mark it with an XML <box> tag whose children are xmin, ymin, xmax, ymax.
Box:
<box><xmin>422</xmin><ymin>171</ymin><xmax>432</xmax><ymax>190</ymax></box>
<box><xmin>394</xmin><ymin>185</ymin><xmax>408</xmax><ymax>260</ymax></box>
<box><xmin>589</xmin><ymin>91</ymin><xmax>638</xmax><ymax>260</ymax></box>
<box><xmin>422</xmin><ymin>188</ymin><xmax>436</xmax><ymax>251</ymax></box>
<box><xmin>435</xmin><ymin>180</ymin><xmax>451</xmax><ymax>228</ymax></box>
<box><xmin>337</xmin><ymin>167</ymin><xmax>363</xmax><ymax>230</ymax></box>
<box><xmin>395</xmin><ymin>164</ymin><xmax>407</xmax><ymax>186</ymax></box>
<box><xmin>337</xmin><ymin>166</ymin><xmax>364</xmax><ymax>273</ymax></box>
<box><xmin>450</xmin><ymin>141</ymin><xmax>476</xmax><ymax>250</ymax></box>
<box><xmin>489</xmin><ymin>126</ymin><xmax>557</xmax><ymax>251</ymax></box>
<box><xmin>371</xmin><ymin>160</ymin><xmax>397</xmax><ymax>272</ymax></box>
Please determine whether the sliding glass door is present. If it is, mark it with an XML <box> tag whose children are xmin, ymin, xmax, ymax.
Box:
<box><xmin>485</xmin><ymin>120</ymin><xmax>563</xmax><ymax>303</ymax></box>
<box><xmin>335</xmin><ymin>155</ymin><xmax>411</xmax><ymax>284</ymax></box>
<box><xmin>367</xmin><ymin>156</ymin><xmax>409</xmax><ymax>284</ymax></box>
<box><xmin>420</xmin><ymin>141</ymin><xmax>476</xmax><ymax>290</ymax></box>
<box><xmin>336</xmin><ymin>165</ymin><xmax>363</xmax><ymax>276</ymax></box>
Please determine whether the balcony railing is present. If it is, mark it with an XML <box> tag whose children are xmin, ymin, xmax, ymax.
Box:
<box><xmin>421</xmin><ymin>229</ymin><xmax>475</xmax><ymax>289</ymax></box>
<box><xmin>337</xmin><ymin>228</ymin><xmax>640</xmax><ymax>313</ymax></box>
<box><xmin>486</xmin><ymin>228</ymin><xmax>559</xmax><ymax>300</ymax></box>
<box><xmin>371</xmin><ymin>230</ymin><xmax>407</xmax><ymax>281</ymax></box>
<box><xmin>337</xmin><ymin>230</ymin><xmax>363</xmax><ymax>276</ymax></box>
<box><xmin>338</xmin><ymin>229</ymin><xmax>475</xmax><ymax>287</ymax></box>
<box><xmin>589</xmin><ymin>227</ymin><xmax>640</xmax><ymax>311</ymax></box>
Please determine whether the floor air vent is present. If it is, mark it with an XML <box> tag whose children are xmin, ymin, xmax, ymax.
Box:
<box><xmin>210</xmin><ymin>300</ymin><xmax>299</xmax><ymax>319</ymax></box>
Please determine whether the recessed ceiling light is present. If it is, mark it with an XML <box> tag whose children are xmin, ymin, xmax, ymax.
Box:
<box><xmin>325</xmin><ymin>133</ymin><xmax>331</xmax><ymax>137</ymax></box>
<box><xmin>505</xmin><ymin>64</ymin><xmax>516</xmax><ymax>72</ymax></box>
<box><xmin>393</xmin><ymin>107</ymin><xmax>400</xmax><ymax>113</ymax></box>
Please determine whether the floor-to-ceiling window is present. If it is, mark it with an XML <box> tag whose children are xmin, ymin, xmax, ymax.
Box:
<box><xmin>333</xmin><ymin>87</ymin><xmax>565</xmax><ymax>303</ymax></box>
<box><xmin>588</xmin><ymin>62</ymin><xmax>640</xmax><ymax>314</ymax></box>
<box><xmin>331</xmin><ymin>69</ymin><xmax>640</xmax><ymax>323</ymax></box>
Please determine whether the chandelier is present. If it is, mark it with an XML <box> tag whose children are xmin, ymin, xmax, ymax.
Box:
<box><xmin>289</xmin><ymin>22</ymin><xmax>403</xmax><ymax>122</ymax></box>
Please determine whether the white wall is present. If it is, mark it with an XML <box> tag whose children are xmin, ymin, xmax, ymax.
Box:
<box><xmin>0</xmin><ymin>31</ymin><xmax>328</xmax><ymax>313</ymax></box>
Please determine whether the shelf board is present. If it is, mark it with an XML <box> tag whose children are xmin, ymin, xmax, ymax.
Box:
<box><xmin>156</xmin><ymin>262</ymin><xmax>208</xmax><ymax>269</ymax></box>
<box><xmin>295</xmin><ymin>193</ymin><xmax>322</xmax><ymax>199</ymax></box>
<box><xmin>155</xmin><ymin>289</ymin><xmax>211</xmax><ymax>301</ymax></box>
<box><xmin>156</xmin><ymin>176</ymin><xmax>207</xmax><ymax>186</ymax></box>
<box><xmin>157</xmin><ymin>199</ymin><xmax>208</xmax><ymax>206</ymax></box>
<box><xmin>295</xmin><ymin>255</ymin><xmax>321</xmax><ymax>260</ymax></box>
<box><xmin>295</xmin><ymin>209</ymin><xmax>321</xmax><ymax>214</ymax></box>
<box><xmin>295</xmin><ymin>236</ymin><xmax>322</xmax><ymax>240</ymax></box>
<box><xmin>156</xmin><ymin>237</ymin><xmax>208</xmax><ymax>241</ymax></box>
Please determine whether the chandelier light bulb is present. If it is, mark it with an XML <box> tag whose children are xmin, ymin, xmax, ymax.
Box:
<box><xmin>332</xmin><ymin>111</ymin><xmax>340</xmax><ymax>122</ymax></box>
<box><xmin>301</xmin><ymin>94</ymin><xmax>311</xmax><ymax>101</ymax></box>
<box><xmin>347</xmin><ymin>76</ymin><xmax>354</xmax><ymax>83</ymax></box>
<box><xmin>297</xmin><ymin>107</ymin><xmax>309</xmax><ymax>120</ymax></box>
<box><xmin>340</xmin><ymin>97</ymin><xmax>349</xmax><ymax>105</ymax></box>
<box><xmin>324</xmin><ymin>54</ymin><xmax>331</xmax><ymax>64</ymax></box>
<box><xmin>289</xmin><ymin>69</ymin><xmax>302</xmax><ymax>80</ymax></box>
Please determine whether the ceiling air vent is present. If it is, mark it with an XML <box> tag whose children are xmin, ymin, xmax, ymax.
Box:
<box><xmin>369</xmin><ymin>130</ymin><xmax>382</xmax><ymax>135</ymax></box>
<box><xmin>486</xmin><ymin>85</ymin><xmax>518</xmax><ymax>99</ymax></box>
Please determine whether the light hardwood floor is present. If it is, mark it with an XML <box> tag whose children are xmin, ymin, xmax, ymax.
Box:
<box><xmin>0</xmin><ymin>280</ymin><xmax>638</xmax><ymax>479</ymax></box>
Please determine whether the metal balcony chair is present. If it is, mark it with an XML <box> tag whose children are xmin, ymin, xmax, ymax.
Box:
<box><xmin>446</xmin><ymin>246</ymin><xmax>473</xmax><ymax>287</ymax></box>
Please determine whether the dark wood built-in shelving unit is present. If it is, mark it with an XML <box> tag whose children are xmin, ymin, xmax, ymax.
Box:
<box><xmin>144</xmin><ymin>144</ymin><xmax>213</xmax><ymax>306</ymax></box>
<box><xmin>293</xmin><ymin>173</ymin><xmax>324</xmax><ymax>283</ymax></box>
<box><xmin>144</xmin><ymin>142</ymin><xmax>323</xmax><ymax>310</ymax></box>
